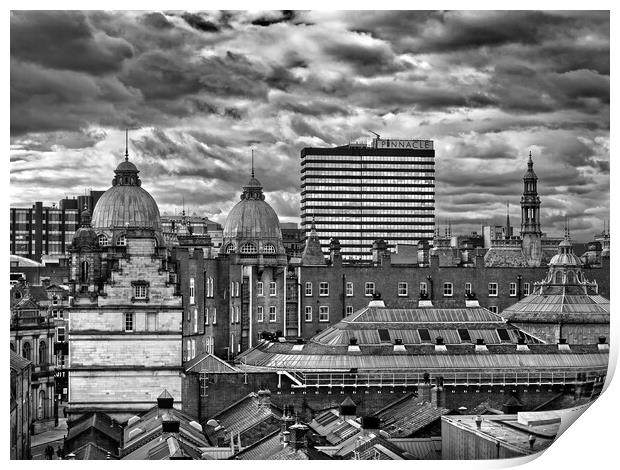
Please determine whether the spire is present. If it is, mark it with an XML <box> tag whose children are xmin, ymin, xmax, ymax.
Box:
<box><xmin>251</xmin><ymin>149</ymin><xmax>255</xmax><ymax>178</ymax></box>
<box><xmin>506</xmin><ymin>201</ymin><xmax>511</xmax><ymax>238</ymax></box>
<box><xmin>125</xmin><ymin>128</ymin><xmax>129</xmax><ymax>161</ymax></box>
<box><xmin>528</xmin><ymin>150</ymin><xmax>533</xmax><ymax>168</ymax></box>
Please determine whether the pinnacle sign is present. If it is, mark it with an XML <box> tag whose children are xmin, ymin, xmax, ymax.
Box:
<box><xmin>373</xmin><ymin>139</ymin><xmax>434</xmax><ymax>150</ymax></box>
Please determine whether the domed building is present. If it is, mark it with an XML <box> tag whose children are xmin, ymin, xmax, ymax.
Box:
<box><xmin>91</xmin><ymin>152</ymin><xmax>162</xmax><ymax>247</ymax></box>
<box><xmin>500</xmin><ymin>230</ymin><xmax>609</xmax><ymax>345</ymax></box>
<box><xmin>222</xmin><ymin>169</ymin><xmax>286</xmax><ymax>265</ymax></box>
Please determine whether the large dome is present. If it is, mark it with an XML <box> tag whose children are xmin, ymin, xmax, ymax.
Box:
<box><xmin>222</xmin><ymin>173</ymin><xmax>284</xmax><ymax>255</ymax></box>
<box><xmin>91</xmin><ymin>155</ymin><xmax>162</xmax><ymax>232</ymax></box>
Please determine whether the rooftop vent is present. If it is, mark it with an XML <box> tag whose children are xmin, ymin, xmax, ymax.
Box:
<box><xmin>393</xmin><ymin>338</ymin><xmax>406</xmax><ymax>352</ymax></box>
<box><xmin>558</xmin><ymin>338</ymin><xmax>570</xmax><ymax>351</ymax></box>
<box><xmin>475</xmin><ymin>416</ymin><xmax>482</xmax><ymax>429</ymax></box>
<box><xmin>516</xmin><ymin>337</ymin><xmax>530</xmax><ymax>352</ymax></box>
<box><xmin>465</xmin><ymin>299</ymin><xmax>480</xmax><ymax>307</ymax></box>
<box><xmin>435</xmin><ymin>336</ymin><xmax>447</xmax><ymax>352</ymax></box>
<box><xmin>598</xmin><ymin>336</ymin><xmax>609</xmax><ymax>351</ymax></box>
<box><xmin>418</xmin><ymin>299</ymin><xmax>433</xmax><ymax>308</ymax></box>
<box><xmin>348</xmin><ymin>337</ymin><xmax>361</xmax><ymax>353</ymax></box>
<box><xmin>475</xmin><ymin>338</ymin><xmax>488</xmax><ymax>353</ymax></box>
<box><xmin>189</xmin><ymin>421</ymin><xmax>203</xmax><ymax>432</ymax></box>
<box><xmin>127</xmin><ymin>415</ymin><xmax>141</xmax><ymax>426</ymax></box>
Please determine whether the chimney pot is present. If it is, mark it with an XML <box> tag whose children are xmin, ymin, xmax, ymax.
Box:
<box><xmin>475</xmin><ymin>415</ymin><xmax>482</xmax><ymax>429</ymax></box>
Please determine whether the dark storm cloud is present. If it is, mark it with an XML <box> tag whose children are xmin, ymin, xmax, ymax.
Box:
<box><xmin>10</xmin><ymin>10</ymin><xmax>133</xmax><ymax>74</ymax></box>
<box><xmin>181</xmin><ymin>12</ymin><xmax>220</xmax><ymax>32</ymax></box>
<box><xmin>251</xmin><ymin>10</ymin><xmax>296</xmax><ymax>27</ymax></box>
<box><xmin>10</xmin><ymin>10</ymin><xmax>609</xmax><ymax>241</ymax></box>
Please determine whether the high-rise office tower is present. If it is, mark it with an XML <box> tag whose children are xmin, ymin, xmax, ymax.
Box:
<box><xmin>301</xmin><ymin>138</ymin><xmax>435</xmax><ymax>259</ymax></box>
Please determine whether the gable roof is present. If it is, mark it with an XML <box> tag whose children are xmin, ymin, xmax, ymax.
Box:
<box><xmin>185</xmin><ymin>352</ymin><xmax>239</xmax><ymax>373</ymax></box>
<box><xmin>65</xmin><ymin>412</ymin><xmax>122</xmax><ymax>445</ymax></box>
<box><xmin>10</xmin><ymin>351</ymin><xmax>31</xmax><ymax>371</ymax></box>
<box><xmin>374</xmin><ymin>394</ymin><xmax>450</xmax><ymax>438</ymax></box>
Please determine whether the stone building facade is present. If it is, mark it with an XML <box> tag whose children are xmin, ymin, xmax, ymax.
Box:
<box><xmin>66</xmin><ymin>153</ymin><xmax>183</xmax><ymax>424</ymax></box>
<box><xmin>10</xmin><ymin>351</ymin><xmax>32</xmax><ymax>460</ymax></box>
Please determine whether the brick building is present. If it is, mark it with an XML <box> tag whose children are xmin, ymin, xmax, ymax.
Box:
<box><xmin>10</xmin><ymin>351</ymin><xmax>32</xmax><ymax>460</ymax></box>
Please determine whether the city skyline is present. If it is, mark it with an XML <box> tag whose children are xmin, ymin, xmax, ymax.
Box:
<box><xmin>10</xmin><ymin>10</ymin><xmax>610</xmax><ymax>241</ymax></box>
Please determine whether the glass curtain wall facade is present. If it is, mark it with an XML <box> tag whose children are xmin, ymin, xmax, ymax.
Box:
<box><xmin>301</xmin><ymin>140</ymin><xmax>435</xmax><ymax>259</ymax></box>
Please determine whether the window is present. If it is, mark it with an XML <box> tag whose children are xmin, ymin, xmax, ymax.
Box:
<box><xmin>305</xmin><ymin>306</ymin><xmax>312</xmax><ymax>322</ymax></box>
<box><xmin>116</xmin><ymin>235</ymin><xmax>126</xmax><ymax>246</ymax></box>
<box><xmin>56</xmin><ymin>327</ymin><xmax>65</xmax><ymax>342</ymax></box>
<box><xmin>497</xmin><ymin>329</ymin><xmax>511</xmax><ymax>341</ymax></box>
<box><xmin>319</xmin><ymin>282</ymin><xmax>329</xmax><ymax>296</ymax></box>
<box><xmin>257</xmin><ymin>281</ymin><xmax>264</xmax><ymax>296</ymax></box>
<box><xmin>213</xmin><ymin>307</ymin><xmax>217</xmax><ymax>325</ymax></box>
<box><xmin>346</xmin><ymin>282</ymin><xmax>353</xmax><ymax>296</ymax></box>
<box><xmin>465</xmin><ymin>283</ymin><xmax>472</xmax><ymax>295</ymax></box>
<box><xmin>263</xmin><ymin>243</ymin><xmax>276</xmax><ymax>253</ymax></box>
<box><xmin>134</xmin><ymin>284</ymin><xmax>147</xmax><ymax>300</ymax></box>
<box><xmin>205</xmin><ymin>307</ymin><xmax>210</xmax><ymax>325</ymax></box>
<box><xmin>319</xmin><ymin>306</ymin><xmax>329</xmax><ymax>322</ymax></box>
<box><xmin>191</xmin><ymin>339</ymin><xmax>196</xmax><ymax>360</ymax></box>
<box><xmin>489</xmin><ymin>306</ymin><xmax>498</xmax><ymax>314</ymax></box>
<box><xmin>523</xmin><ymin>283</ymin><xmax>530</xmax><ymax>296</ymax></box>
<box><xmin>206</xmin><ymin>277</ymin><xmax>214</xmax><ymax>297</ymax></box>
<box><xmin>378</xmin><ymin>329</ymin><xmax>391</xmax><ymax>342</ymax></box>
<box><xmin>230</xmin><ymin>282</ymin><xmax>235</xmax><ymax>297</ymax></box>
<box><xmin>457</xmin><ymin>329</ymin><xmax>471</xmax><ymax>342</ymax></box>
<box><xmin>189</xmin><ymin>278</ymin><xmax>195</xmax><ymax>304</ymax></box>
<box><xmin>235</xmin><ymin>306</ymin><xmax>240</xmax><ymax>323</ymax></box>
<box><xmin>305</xmin><ymin>282</ymin><xmax>312</xmax><ymax>296</ymax></box>
<box><xmin>420</xmin><ymin>282</ymin><xmax>428</xmax><ymax>296</ymax></box>
<box><xmin>346</xmin><ymin>305</ymin><xmax>353</xmax><ymax>316</ymax></box>
<box><xmin>52</xmin><ymin>296</ymin><xmax>59</xmax><ymax>306</ymax></box>
<box><xmin>509</xmin><ymin>282</ymin><xmax>517</xmax><ymax>297</ymax></box>
<box><xmin>225</xmin><ymin>243</ymin><xmax>235</xmax><ymax>253</ymax></box>
<box><xmin>125</xmin><ymin>312</ymin><xmax>134</xmax><ymax>332</ymax></box>
<box><xmin>147</xmin><ymin>312</ymin><xmax>157</xmax><ymax>331</ymax></box>
<box><xmin>54</xmin><ymin>309</ymin><xmax>63</xmax><ymax>320</ymax></box>
<box><xmin>269</xmin><ymin>306</ymin><xmax>277</xmax><ymax>322</ymax></box>
<box><xmin>398</xmin><ymin>282</ymin><xmax>408</xmax><ymax>296</ymax></box>
<box><xmin>200</xmin><ymin>373</ymin><xmax>209</xmax><ymax>397</ymax></box>
<box><xmin>365</xmin><ymin>282</ymin><xmax>375</xmax><ymax>296</ymax></box>
<box><xmin>269</xmin><ymin>282</ymin><xmax>277</xmax><ymax>296</ymax></box>
<box><xmin>235</xmin><ymin>282</ymin><xmax>240</xmax><ymax>297</ymax></box>
<box><xmin>257</xmin><ymin>306</ymin><xmax>264</xmax><ymax>322</ymax></box>
<box><xmin>443</xmin><ymin>282</ymin><xmax>453</xmax><ymax>297</ymax></box>
<box><xmin>240</xmin><ymin>243</ymin><xmax>257</xmax><ymax>254</ymax></box>
<box><xmin>418</xmin><ymin>328</ymin><xmax>431</xmax><ymax>342</ymax></box>
<box><xmin>39</xmin><ymin>341</ymin><xmax>47</xmax><ymax>365</ymax></box>
<box><xmin>488</xmin><ymin>283</ymin><xmax>498</xmax><ymax>297</ymax></box>
<box><xmin>22</xmin><ymin>342</ymin><xmax>31</xmax><ymax>361</ymax></box>
<box><xmin>98</xmin><ymin>234</ymin><xmax>109</xmax><ymax>246</ymax></box>
<box><xmin>194</xmin><ymin>308</ymin><xmax>198</xmax><ymax>333</ymax></box>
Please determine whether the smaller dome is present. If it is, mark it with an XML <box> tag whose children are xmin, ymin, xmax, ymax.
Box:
<box><xmin>115</xmin><ymin>160</ymin><xmax>139</xmax><ymax>173</ymax></box>
<box><xmin>72</xmin><ymin>227</ymin><xmax>99</xmax><ymax>249</ymax></box>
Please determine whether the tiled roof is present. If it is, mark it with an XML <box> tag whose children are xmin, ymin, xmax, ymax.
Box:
<box><xmin>73</xmin><ymin>442</ymin><xmax>118</xmax><ymax>460</ymax></box>
<box><xmin>336</xmin><ymin>433</ymin><xmax>412</xmax><ymax>459</ymax></box>
<box><xmin>232</xmin><ymin>430</ymin><xmax>282</xmax><ymax>460</ymax></box>
<box><xmin>205</xmin><ymin>393</ymin><xmax>282</xmax><ymax>447</ymax></box>
<box><xmin>123</xmin><ymin>405</ymin><xmax>209</xmax><ymax>455</ymax></box>
<box><xmin>66</xmin><ymin>412</ymin><xmax>122</xmax><ymax>445</ymax></box>
<box><xmin>390</xmin><ymin>438</ymin><xmax>442</xmax><ymax>460</ymax></box>
<box><xmin>501</xmin><ymin>292</ymin><xmax>609</xmax><ymax>323</ymax></box>
<box><xmin>374</xmin><ymin>394</ymin><xmax>450</xmax><ymax>437</ymax></box>
<box><xmin>10</xmin><ymin>351</ymin><xmax>31</xmax><ymax>371</ymax></box>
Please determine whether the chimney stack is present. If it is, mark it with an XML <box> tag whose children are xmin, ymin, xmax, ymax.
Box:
<box><xmin>257</xmin><ymin>389</ymin><xmax>271</xmax><ymax>408</ymax></box>
<box><xmin>475</xmin><ymin>415</ymin><xmax>482</xmax><ymax>430</ymax></box>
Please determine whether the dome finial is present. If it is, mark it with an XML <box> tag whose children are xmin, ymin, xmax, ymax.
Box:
<box><xmin>125</xmin><ymin>128</ymin><xmax>129</xmax><ymax>161</ymax></box>
<box><xmin>251</xmin><ymin>148</ymin><xmax>255</xmax><ymax>178</ymax></box>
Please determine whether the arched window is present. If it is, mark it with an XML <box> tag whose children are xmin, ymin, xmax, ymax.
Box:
<box><xmin>225</xmin><ymin>243</ymin><xmax>235</xmax><ymax>253</ymax></box>
<box><xmin>263</xmin><ymin>243</ymin><xmax>276</xmax><ymax>254</ymax></box>
<box><xmin>22</xmin><ymin>342</ymin><xmax>31</xmax><ymax>361</ymax></box>
<box><xmin>240</xmin><ymin>243</ymin><xmax>257</xmax><ymax>254</ymax></box>
<box><xmin>566</xmin><ymin>271</ymin><xmax>575</xmax><ymax>284</ymax></box>
<box><xmin>98</xmin><ymin>234</ymin><xmax>109</xmax><ymax>246</ymax></box>
<box><xmin>81</xmin><ymin>260</ymin><xmax>89</xmax><ymax>283</ymax></box>
<box><xmin>555</xmin><ymin>271</ymin><xmax>563</xmax><ymax>284</ymax></box>
<box><xmin>38</xmin><ymin>390</ymin><xmax>47</xmax><ymax>420</ymax></box>
<box><xmin>39</xmin><ymin>341</ymin><xmax>47</xmax><ymax>365</ymax></box>
<box><xmin>116</xmin><ymin>235</ymin><xmax>126</xmax><ymax>246</ymax></box>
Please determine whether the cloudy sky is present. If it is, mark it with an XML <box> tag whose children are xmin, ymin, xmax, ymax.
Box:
<box><xmin>10</xmin><ymin>10</ymin><xmax>609</xmax><ymax>241</ymax></box>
